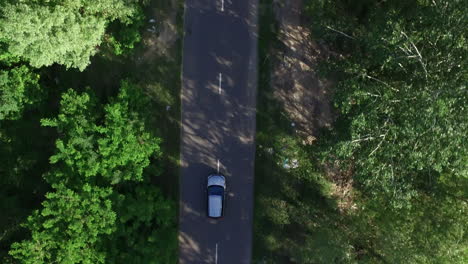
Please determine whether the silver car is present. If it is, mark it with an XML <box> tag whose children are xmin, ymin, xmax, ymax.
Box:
<box><xmin>207</xmin><ymin>174</ymin><xmax>226</xmax><ymax>218</ymax></box>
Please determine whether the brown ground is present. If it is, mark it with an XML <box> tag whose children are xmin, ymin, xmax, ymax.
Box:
<box><xmin>272</xmin><ymin>0</ymin><xmax>333</xmax><ymax>145</ymax></box>
<box><xmin>271</xmin><ymin>0</ymin><xmax>355</xmax><ymax>212</ymax></box>
<box><xmin>139</xmin><ymin>0</ymin><xmax>180</xmax><ymax>63</ymax></box>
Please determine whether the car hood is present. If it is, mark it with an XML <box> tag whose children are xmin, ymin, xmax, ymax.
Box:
<box><xmin>207</xmin><ymin>174</ymin><xmax>226</xmax><ymax>187</ymax></box>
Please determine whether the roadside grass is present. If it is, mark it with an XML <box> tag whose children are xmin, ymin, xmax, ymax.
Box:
<box><xmin>136</xmin><ymin>0</ymin><xmax>184</xmax><ymax>201</ymax></box>
<box><xmin>134</xmin><ymin>49</ymin><xmax>182</xmax><ymax>200</ymax></box>
<box><xmin>253</xmin><ymin>1</ymin><xmax>355</xmax><ymax>263</ymax></box>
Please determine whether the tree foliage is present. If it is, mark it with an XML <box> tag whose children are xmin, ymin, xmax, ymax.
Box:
<box><xmin>0</xmin><ymin>1</ymin><xmax>178</xmax><ymax>262</ymax></box>
<box><xmin>0</xmin><ymin>0</ymin><xmax>142</xmax><ymax>70</ymax></box>
<box><xmin>103</xmin><ymin>185</ymin><xmax>177</xmax><ymax>264</ymax></box>
<box><xmin>253</xmin><ymin>0</ymin><xmax>468</xmax><ymax>262</ymax></box>
<box><xmin>106</xmin><ymin>12</ymin><xmax>145</xmax><ymax>56</ymax></box>
<box><xmin>0</xmin><ymin>66</ymin><xmax>42</xmax><ymax>120</ymax></box>
<box><xmin>309</xmin><ymin>0</ymin><xmax>467</xmax><ymax>203</ymax></box>
<box><xmin>301</xmin><ymin>0</ymin><xmax>468</xmax><ymax>262</ymax></box>
<box><xmin>8</xmin><ymin>81</ymin><xmax>175</xmax><ymax>263</ymax></box>
<box><xmin>362</xmin><ymin>189</ymin><xmax>468</xmax><ymax>263</ymax></box>
<box><xmin>0</xmin><ymin>43</ymin><xmax>51</xmax><ymax>264</ymax></box>
<box><xmin>41</xmin><ymin>82</ymin><xmax>160</xmax><ymax>184</ymax></box>
<box><xmin>9</xmin><ymin>184</ymin><xmax>116</xmax><ymax>264</ymax></box>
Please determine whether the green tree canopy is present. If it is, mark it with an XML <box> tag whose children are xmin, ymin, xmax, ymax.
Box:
<box><xmin>103</xmin><ymin>185</ymin><xmax>177</xmax><ymax>264</ymax></box>
<box><xmin>0</xmin><ymin>0</ymin><xmax>142</xmax><ymax>70</ymax></box>
<box><xmin>310</xmin><ymin>0</ymin><xmax>468</xmax><ymax>205</ymax></box>
<box><xmin>7</xmin><ymin>80</ymin><xmax>174</xmax><ymax>263</ymax></box>
<box><xmin>41</xmin><ymin>81</ymin><xmax>160</xmax><ymax>184</ymax></box>
<box><xmin>9</xmin><ymin>183</ymin><xmax>116</xmax><ymax>264</ymax></box>
<box><xmin>296</xmin><ymin>0</ymin><xmax>468</xmax><ymax>262</ymax></box>
<box><xmin>0</xmin><ymin>66</ymin><xmax>42</xmax><ymax>120</ymax></box>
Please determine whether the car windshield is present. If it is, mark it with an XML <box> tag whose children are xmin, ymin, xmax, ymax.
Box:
<box><xmin>208</xmin><ymin>185</ymin><xmax>224</xmax><ymax>196</ymax></box>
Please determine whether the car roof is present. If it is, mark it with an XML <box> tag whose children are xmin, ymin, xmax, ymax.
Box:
<box><xmin>208</xmin><ymin>195</ymin><xmax>223</xmax><ymax>218</ymax></box>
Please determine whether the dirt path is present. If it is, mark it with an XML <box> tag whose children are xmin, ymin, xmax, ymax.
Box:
<box><xmin>272</xmin><ymin>0</ymin><xmax>333</xmax><ymax>145</ymax></box>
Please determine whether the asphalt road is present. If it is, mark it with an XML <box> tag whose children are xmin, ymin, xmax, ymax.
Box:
<box><xmin>178</xmin><ymin>0</ymin><xmax>258</xmax><ymax>263</ymax></box>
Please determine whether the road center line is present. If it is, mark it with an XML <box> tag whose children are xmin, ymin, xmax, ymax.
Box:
<box><xmin>215</xmin><ymin>243</ymin><xmax>218</xmax><ymax>264</ymax></box>
<box><xmin>221</xmin><ymin>0</ymin><xmax>224</xmax><ymax>12</ymax></box>
<box><xmin>218</xmin><ymin>73</ymin><xmax>222</xmax><ymax>94</ymax></box>
<box><xmin>217</xmin><ymin>159</ymin><xmax>220</xmax><ymax>173</ymax></box>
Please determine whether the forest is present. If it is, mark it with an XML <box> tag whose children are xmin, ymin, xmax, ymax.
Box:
<box><xmin>1</xmin><ymin>0</ymin><xmax>467</xmax><ymax>263</ymax></box>
<box><xmin>253</xmin><ymin>0</ymin><xmax>467</xmax><ymax>263</ymax></box>
<box><xmin>0</xmin><ymin>0</ymin><xmax>181</xmax><ymax>263</ymax></box>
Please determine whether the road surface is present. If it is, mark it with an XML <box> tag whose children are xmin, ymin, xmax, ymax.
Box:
<box><xmin>178</xmin><ymin>0</ymin><xmax>258</xmax><ymax>263</ymax></box>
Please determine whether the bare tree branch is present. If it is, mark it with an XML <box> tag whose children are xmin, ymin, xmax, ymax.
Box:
<box><xmin>325</xmin><ymin>25</ymin><xmax>355</xmax><ymax>40</ymax></box>
<box><xmin>364</xmin><ymin>74</ymin><xmax>400</xmax><ymax>92</ymax></box>
<box><xmin>401</xmin><ymin>31</ymin><xmax>428</xmax><ymax>79</ymax></box>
